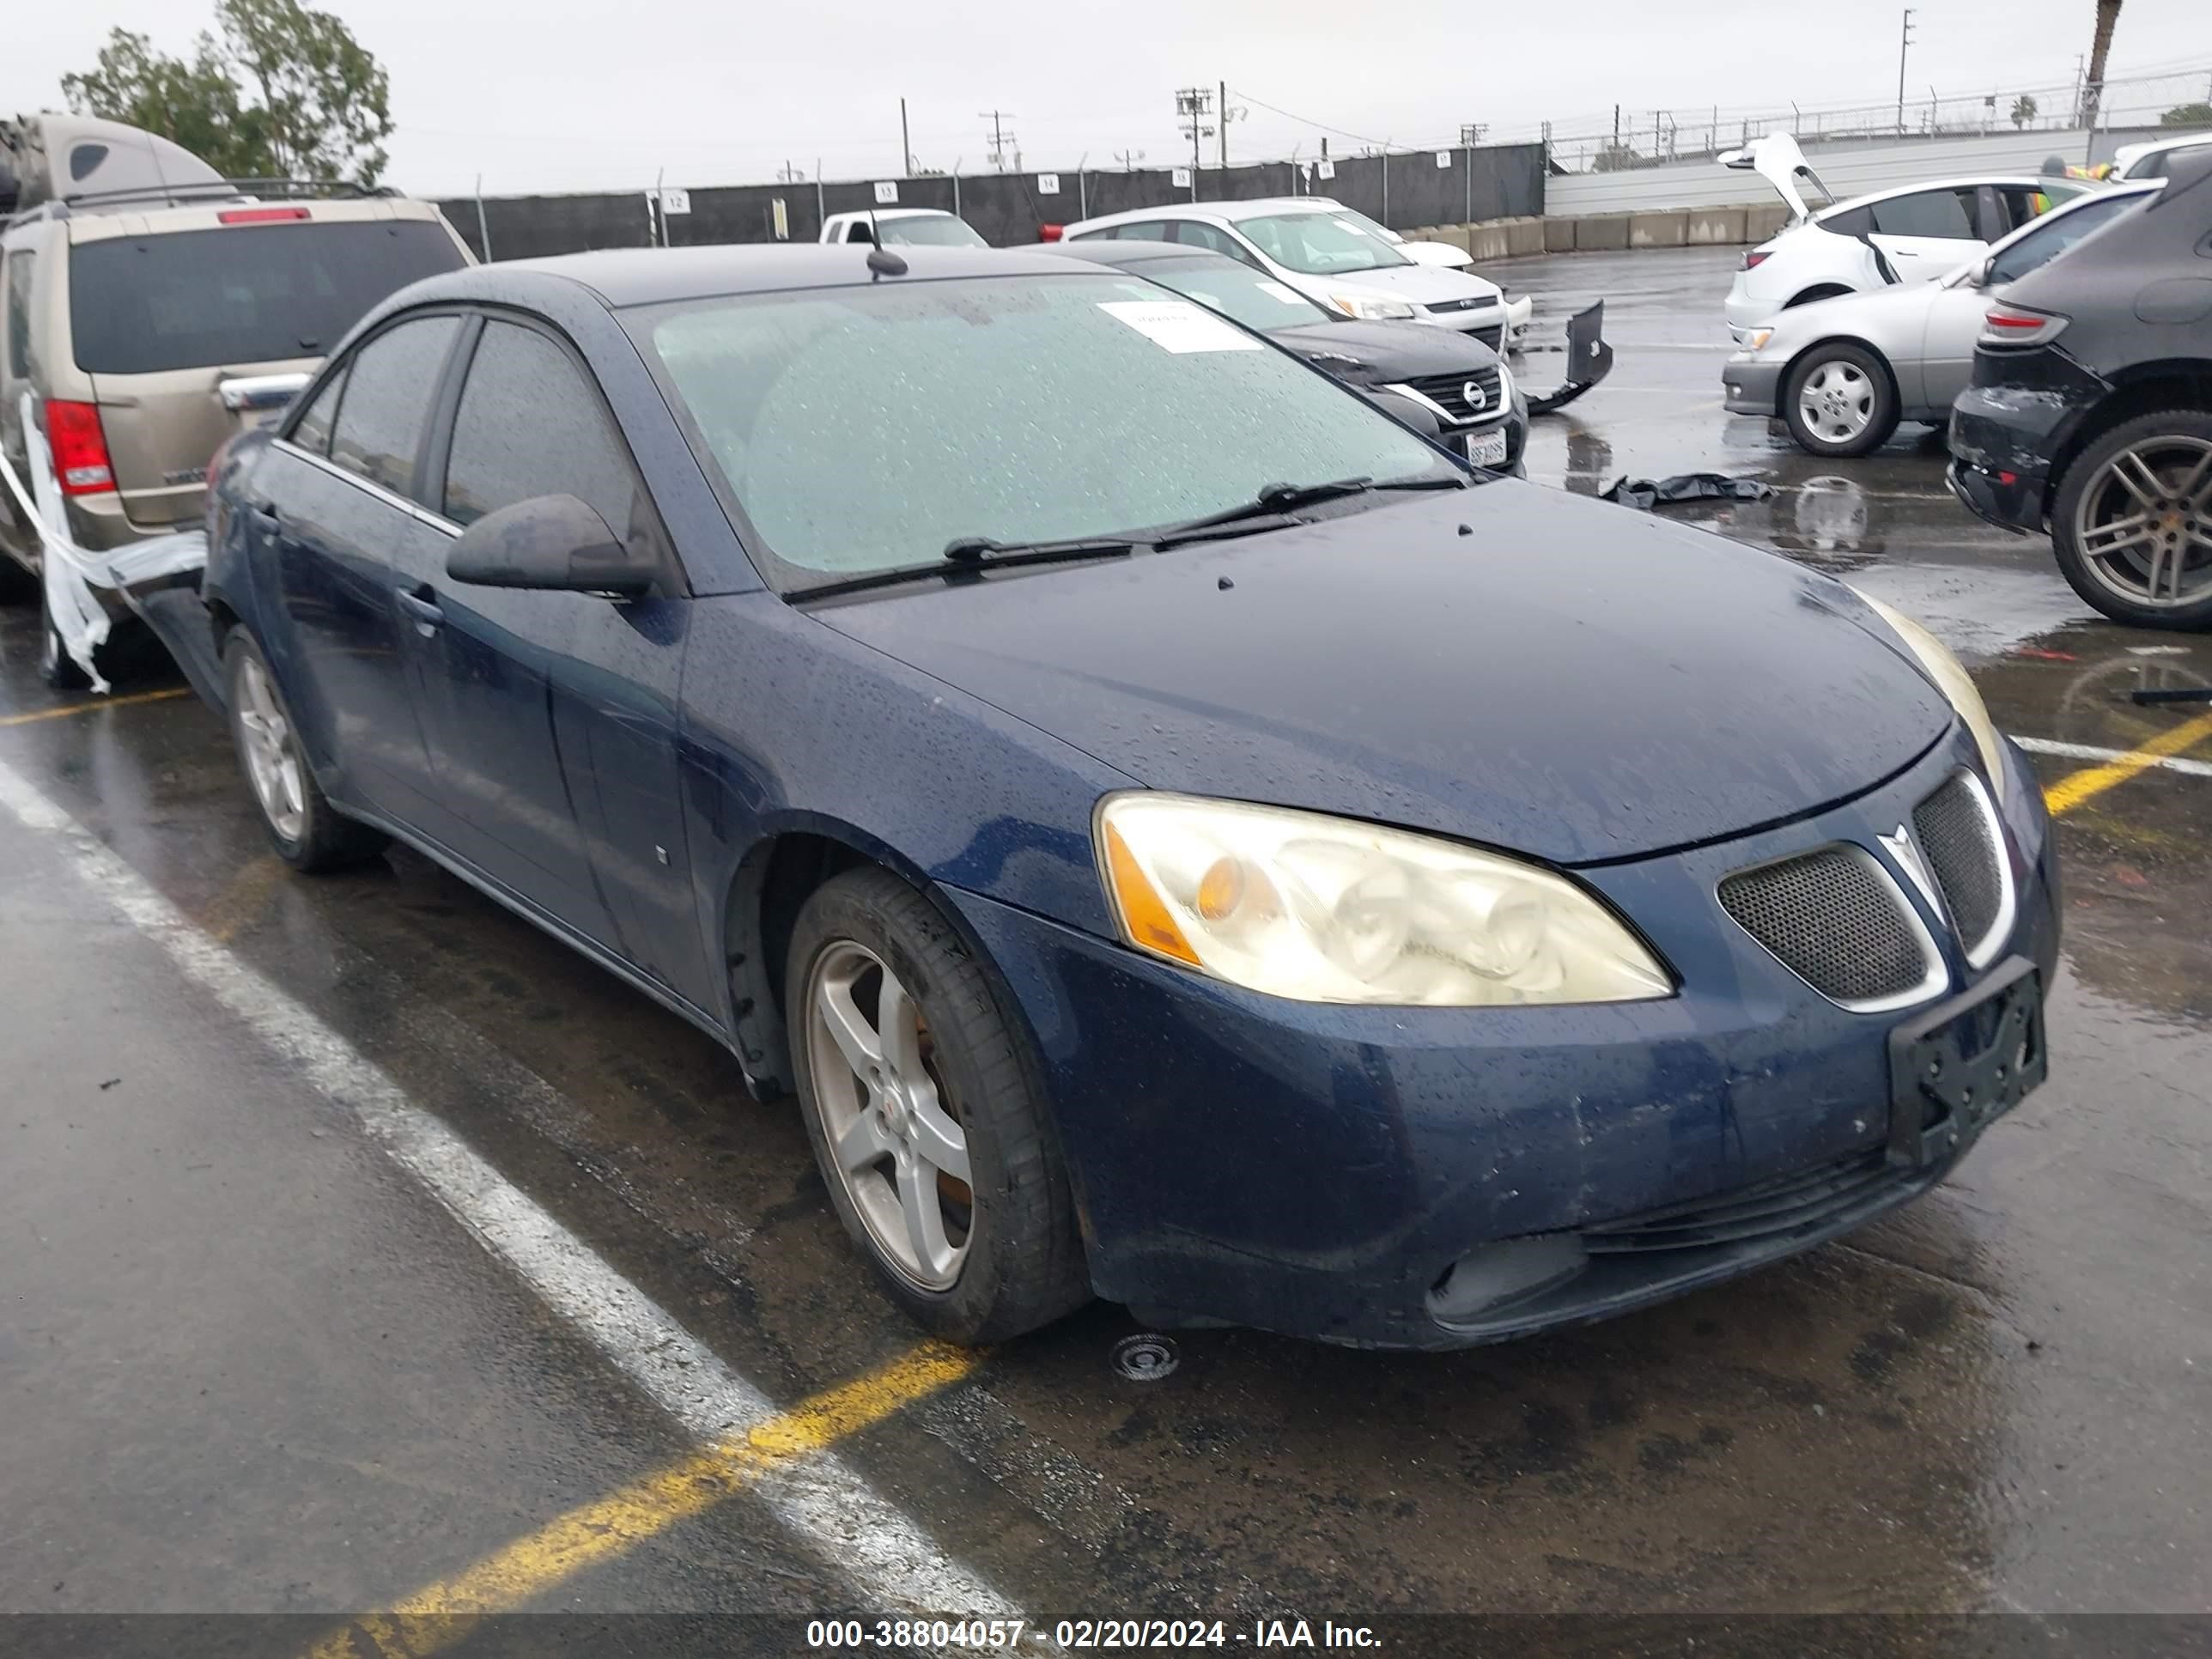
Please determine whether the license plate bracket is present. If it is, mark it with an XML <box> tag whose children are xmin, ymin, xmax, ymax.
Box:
<box><xmin>1886</xmin><ymin>956</ymin><xmax>2045</xmax><ymax>1171</ymax></box>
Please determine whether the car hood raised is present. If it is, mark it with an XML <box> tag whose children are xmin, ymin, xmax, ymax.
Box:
<box><xmin>813</xmin><ymin>486</ymin><xmax>1953</xmax><ymax>866</ymax></box>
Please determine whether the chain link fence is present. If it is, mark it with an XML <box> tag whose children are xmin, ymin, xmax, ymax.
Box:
<box><xmin>1533</xmin><ymin>63</ymin><xmax>2212</xmax><ymax>176</ymax></box>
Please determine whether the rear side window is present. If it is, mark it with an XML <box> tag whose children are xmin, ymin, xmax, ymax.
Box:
<box><xmin>289</xmin><ymin>367</ymin><xmax>347</xmax><ymax>456</ymax></box>
<box><xmin>5</xmin><ymin>249</ymin><xmax>32</xmax><ymax>380</ymax></box>
<box><xmin>1870</xmin><ymin>189</ymin><xmax>1976</xmax><ymax>239</ymax></box>
<box><xmin>441</xmin><ymin>320</ymin><xmax>637</xmax><ymax>534</ymax></box>
<box><xmin>66</xmin><ymin>220</ymin><xmax>465</xmax><ymax>376</ymax></box>
<box><xmin>327</xmin><ymin>315</ymin><xmax>459</xmax><ymax>500</ymax></box>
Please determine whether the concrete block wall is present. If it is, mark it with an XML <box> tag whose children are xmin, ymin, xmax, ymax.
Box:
<box><xmin>1402</xmin><ymin>200</ymin><xmax>1802</xmax><ymax>263</ymax></box>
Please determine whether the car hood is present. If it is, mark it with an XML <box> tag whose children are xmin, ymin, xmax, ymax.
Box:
<box><xmin>812</xmin><ymin>487</ymin><xmax>1953</xmax><ymax>865</ymax></box>
<box><xmin>1397</xmin><ymin>239</ymin><xmax>1475</xmax><ymax>269</ymax></box>
<box><xmin>1269</xmin><ymin>319</ymin><xmax>1501</xmax><ymax>383</ymax></box>
<box><xmin>1327</xmin><ymin>262</ymin><xmax>1503</xmax><ymax>304</ymax></box>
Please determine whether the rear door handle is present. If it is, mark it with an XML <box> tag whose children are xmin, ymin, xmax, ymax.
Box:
<box><xmin>395</xmin><ymin>585</ymin><xmax>445</xmax><ymax>635</ymax></box>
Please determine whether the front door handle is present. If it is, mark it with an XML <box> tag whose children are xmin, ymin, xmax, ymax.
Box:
<box><xmin>395</xmin><ymin>585</ymin><xmax>445</xmax><ymax>635</ymax></box>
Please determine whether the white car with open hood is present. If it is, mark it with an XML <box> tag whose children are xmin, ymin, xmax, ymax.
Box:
<box><xmin>1060</xmin><ymin>198</ymin><xmax>1521</xmax><ymax>352</ymax></box>
<box><xmin>1717</xmin><ymin>132</ymin><xmax>2095</xmax><ymax>343</ymax></box>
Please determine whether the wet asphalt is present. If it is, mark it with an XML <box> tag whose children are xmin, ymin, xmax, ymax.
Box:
<box><xmin>1</xmin><ymin>245</ymin><xmax>2208</xmax><ymax>1642</ymax></box>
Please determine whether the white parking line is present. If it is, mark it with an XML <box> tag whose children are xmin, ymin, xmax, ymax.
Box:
<box><xmin>2014</xmin><ymin>737</ymin><xmax>2212</xmax><ymax>782</ymax></box>
<box><xmin>0</xmin><ymin>755</ymin><xmax>1022</xmax><ymax>1620</ymax></box>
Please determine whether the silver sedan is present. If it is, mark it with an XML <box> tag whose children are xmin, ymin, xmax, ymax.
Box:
<box><xmin>1723</xmin><ymin>183</ymin><xmax>2152</xmax><ymax>458</ymax></box>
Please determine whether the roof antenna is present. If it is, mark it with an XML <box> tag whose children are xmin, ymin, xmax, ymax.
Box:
<box><xmin>865</xmin><ymin>200</ymin><xmax>907</xmax><ymax>278</ymax></box>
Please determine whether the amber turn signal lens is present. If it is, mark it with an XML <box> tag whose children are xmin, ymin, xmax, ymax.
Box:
<box><xmin>1103</xmin><ymin>821</ymin><xmax>1200</xmax><ymax>964</ymax></box>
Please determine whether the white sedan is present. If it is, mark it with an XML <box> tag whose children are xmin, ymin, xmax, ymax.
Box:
<box><xmin>1059</xmin><ymin>198</ymin><xmax>1520</xmax><ymax>350</ymax></box>
<box><xmin>1717</xmin><ymin>133</ymin><xmax>2094</xmax><ymax>342</ymax></box>
<box><xmin>1722</xmin><ymin>181</ymin><xmax>2152</xmax><ymax>456</ymax></box>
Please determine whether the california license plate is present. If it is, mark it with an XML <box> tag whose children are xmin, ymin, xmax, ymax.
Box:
<box><xmin>1464</xmin><ymin>427</ymin><xmax>1509</xmax><ymax>468</ymax></box>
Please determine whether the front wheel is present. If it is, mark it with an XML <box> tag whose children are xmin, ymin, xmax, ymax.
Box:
<box><xmin>2050</xmin><ymin>411</ymin><xmax>2212</xmax><ymax>630</ymax></box>
<box><xmin>787</xmin><ymin>866</ymin><xmax>1088</xmax><ymax>1344</ymax></box>
<box><xmin>224</xmin><ymin>627</ymin><xmax>389</xmax><ymax>871</ymax></box>
<box><xmin>1783</xmin><ymin>343</ymin><xmax>1898</xmax><ymax>458</ymax></box>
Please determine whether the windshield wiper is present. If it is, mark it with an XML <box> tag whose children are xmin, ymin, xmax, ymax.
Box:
<box><xmin>1148</xmin><ymin>472</ymin><xmax>1468</xmax><ymax>549</ymax></box>
<box><xmin>783</xmin><ymin>536</ymin><xmax>1135</xmax><ymax>603</ymax></box>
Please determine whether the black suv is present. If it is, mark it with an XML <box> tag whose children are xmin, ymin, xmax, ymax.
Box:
<box><xmin>1948</xmin><ymin>146</ymin><xmax>2212</xmax><ymax>629</ymax></box>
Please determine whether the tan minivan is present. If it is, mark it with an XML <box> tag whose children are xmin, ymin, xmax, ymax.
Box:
<box><xmin>0</xmin><ymin>113</ymin><xmax>472</xmax><ymax>685</ymax></box>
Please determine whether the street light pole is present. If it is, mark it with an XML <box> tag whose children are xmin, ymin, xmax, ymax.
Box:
<box><xmin>901</xmin><ymin>97</ymin><xmax>912</xmax><ymax>176</ymax></box>
<box><xmin>1896</xmin><ymin>9</ymin><xmax>1916</xmax><ymax>136</ymax></box>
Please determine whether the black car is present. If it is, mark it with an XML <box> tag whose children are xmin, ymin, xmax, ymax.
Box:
<box><xmin>1948</xmin><ymin>146</ymin><xmax>2212</xmax><ymax>629</ymax></box>
<box><xmin>1054</xmin><ymin>240</ymin><xmax>1529</xmax><ymax>473</ymax></box>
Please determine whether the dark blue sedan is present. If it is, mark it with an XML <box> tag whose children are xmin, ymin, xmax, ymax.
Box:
<box><xmin>183</xmin><ymin>244</ymin><xmax>2058</xmax><ymax>1349</ymax></box>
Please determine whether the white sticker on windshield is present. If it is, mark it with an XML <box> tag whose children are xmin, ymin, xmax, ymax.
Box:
<box><xmin>1097</xmin><ymin>300</ymin><xmax>1261</xmax><ymax>353</ymax></box>
<box><xmin>1256</xmin><ymin>280</ymin><xmax>1308</xmax><ymax>304</ymax></box>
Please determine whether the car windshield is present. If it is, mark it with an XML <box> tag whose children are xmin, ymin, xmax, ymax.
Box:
<box><xmin>66</xmin><ymin>219</ymin><xmax>465</xmax><ymax>374</ymax></box>
<box><xmin>1325</xmin><ymin>208</ymin><xmax>1402</xmax><ymax>243</ymax></box>
<box><xmin>1236</xmin><ymin>212</ymin><xmax>1410</xmax><ymax>276</ymax></box>
<box><xmin>1129</xmin><ymin>258</ymin><xmax>1337</xmax><ymax>331</ymax></box>
<box><xmin>878</xmin><ymin>216</ymin><xmax>988</xmax><ymax>248</ymax></box>
<box><xmin>641</xmin><ymin>273</ymin><xmax>1448</xmax><ymax>587</ymax></box>
<box><xmin>1983</xmin><ymin>189</ymin><xmax>2146</xmax><ymax>285</ymax></box>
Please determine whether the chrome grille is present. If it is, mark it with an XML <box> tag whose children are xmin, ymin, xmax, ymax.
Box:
<box><xmin>1425</xmin><ymin>296</ymin><xmax>1482</xmax><ymax>313</ymax></box>
<box><xmin>1914</xmin><ymin>774</ymin><xmax>2004</xmax><ymax>956</ymax></box>
<box><xmin>1404</xmin><ymin>367</ymin><xmax>1504</xmax><ymax>423</ymax></box>
<box><xmin>1719</xmin><ymin>847</ymin><xmax>1932</xmax><ymax>1006</ymax></box>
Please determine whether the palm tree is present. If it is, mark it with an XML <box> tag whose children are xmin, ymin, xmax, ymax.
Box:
<box><xmin>2081</xmin><ymin>0</ymin><xmax>2124</xmax><ymax>127</ymax></box>
<box><xmin>2011</xmin><ymin>94</ymin><xmax>2039</xmax><ymax>129</ymax></box>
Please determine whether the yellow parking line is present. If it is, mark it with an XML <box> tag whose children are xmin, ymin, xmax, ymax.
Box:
<box><xmin>2043</xmin><ymin>708</ymin><xmax>2212</xmax><ymax>818</ymax></box>
<box><xmin>303</xmin><ymin>1340</ymin><xmax>981</xmax><ymax>1659</ymax></box>
<box><xmin>0</xmin><ymin>687</ymin><xmax>190</xmax><ymax>726</ymax></box>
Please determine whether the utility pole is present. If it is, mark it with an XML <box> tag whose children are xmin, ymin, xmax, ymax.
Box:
<box><xmin>1114</xmin><ymin>148</ymin><xmax>1145</xmax><ymax>172</ymax></box>
<box><xmin>1459</xmin><ymin>123</ymin><xmax>1484</xmax><ymax>224</ymax></box>
<box><xmin>1219</xmin><ymin>81</ymin><xmax>1228</xmax><ymax>169</ymax></box>
<box><xmin>1896</xmin><ymin>9</ymin><xmax>1916</xmax><ymax>137</ymax></box>
<box><xmin>1175</xmin><ymin>87</ymin><xmax>1214</xmax><ymax>190</ymax></box>
<box><xmin>979</xmin><ymin>110</ymin><xmax>1018</xmax><ymax>172</ymax></box>
<box><xmin>901</xmin><ymin>98</ymin><xmax>912</xmax><ymax>175</ymax></box>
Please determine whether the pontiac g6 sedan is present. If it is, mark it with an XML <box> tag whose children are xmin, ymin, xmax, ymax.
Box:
<box><xmin>182</xmin><ymin>246</ymin><xmax>2058</xmax><ymax>1349</ymax></box>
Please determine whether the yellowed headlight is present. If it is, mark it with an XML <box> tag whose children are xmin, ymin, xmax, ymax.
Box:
<box><xmin>1856</xmin><ymin>592</ymin><xmax>2009</xmax><ymax>800</ymax></box>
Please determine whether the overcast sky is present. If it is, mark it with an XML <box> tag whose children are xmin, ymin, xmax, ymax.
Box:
<box><xmin>8</xmin><ymin>0</ymin><xmax>2212</xmax><ymax>197</ymax></box>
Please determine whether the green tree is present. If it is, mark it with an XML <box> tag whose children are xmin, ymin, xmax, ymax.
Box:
<box><xmin>2161</xmin><ymin>102</ymin><xmax>2212</xmax><ymax>128</ymax></box>
<box><xmin>2010</xmin><ymin>94</ymin><xmax>2039</xmax><ymax>129</ymax></box>
<box><xmin>62</xmin><ymin>0</ymin><xmax>393</xmax><ymax>187</ymax></box>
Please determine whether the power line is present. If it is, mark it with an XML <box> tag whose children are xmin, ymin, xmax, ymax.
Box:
<box><xmin>1223</xmin><ymin>88</ymin><xmax>1391</xmax><ymax>150</ymax></box>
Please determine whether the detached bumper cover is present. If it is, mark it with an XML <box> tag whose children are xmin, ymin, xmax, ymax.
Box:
<box><xmin>1946</xmin><ymin>359</ymin><xmax>2106</xmax><ymax>532</ymax></box>
<box><xmin>948</xmin><ymin>733</ymin><xmax>2058</xmax><ymax>1349</ymax></box>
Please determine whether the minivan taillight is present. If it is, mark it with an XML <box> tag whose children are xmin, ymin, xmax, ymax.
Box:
<box><xmin>1978</xmin><ymin>306</ymin><xmax>2068</xmax><ymax>349</ymax></box>
<box><xmin>1741</xmin><ymin>249</ymin><xmax>1771</xmax><ymax>270</ymax></box>
<box><xmin>45</xmin><ymin>400</ymin><xmax>115</xmax><ymax>495</ymax></box>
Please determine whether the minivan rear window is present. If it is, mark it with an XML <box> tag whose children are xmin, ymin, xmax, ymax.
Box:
<box><xmin>68</xmin><ymin>220</ymin><xmax>465</xmax><ymax>375</ymax></box>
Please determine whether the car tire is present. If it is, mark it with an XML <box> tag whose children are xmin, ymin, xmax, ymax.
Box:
<box><xmin>223</xmin><ymin>626</ymin><xmax>390</xmax><ymax>872</ymax></box>
<box><xmin>786</xmin><ymin>866</ymin><xmax>1088</xmax><ymax>1344</ymax></box>
<box><xmin>1783</xmin><ymin>343</ymin><xmax>1899</xmax><ymax>458</ymax></box>
<box><xmin>39</xmin><ymin>582</ymin><xmax>95</xmax><ymax>690</ymax></box>
<box><xmin>2050</xmin><ymin>411</ymin><xmax>2212</xmax><ymax>630</ymax></box>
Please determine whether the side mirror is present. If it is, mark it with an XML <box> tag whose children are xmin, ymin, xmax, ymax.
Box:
<box><xmin>446</xmin><ymin>494</ymin><xmax>653</xmax><ymax>597</ymax></box>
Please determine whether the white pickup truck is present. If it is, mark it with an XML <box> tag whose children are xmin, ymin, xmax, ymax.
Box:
<box><xmin>818</xmin><ymin>207</ymin><xmax>988</xmax><ymax>247</ymax></box>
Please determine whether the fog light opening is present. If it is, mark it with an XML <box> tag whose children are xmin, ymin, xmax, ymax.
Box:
<box><xmin>1426</xmin><ymin>1233</ymin><xmax>1590</xmax><ymax>1328</ymax></box>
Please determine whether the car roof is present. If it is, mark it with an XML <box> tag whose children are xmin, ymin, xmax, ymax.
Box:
<box><xmin>414</xmin><ymin>243</ymin><xmax>1097</xmax><ymax>308</ymax></box>
<box><xmin>1066</xmin><ymin>196</ymin><xmax>1340</xmax><ymax>234</ymax></box>
<box><xmin>58</xmin><ymin>194</ymin><xmax>451</xmax><ymax>242</ymax></box>
<box><xmin>1815</xmin><ymin>175</ymin><xmax>2085</xmax><ymax>216</ymax></box>
<box><xmin>826</xmin><ymin>206</ymin><xmax>957</xmax><ymax>221</ymax></box>
<box><xmin>2114</xmin><ymin>134</ymin><xmax>2212</xmax><ymax>170</ymax></box>
<box><xmin>1049</xmin><ymin>240</ymin><xmax>1238</xmax><ymax>269</ymax></box>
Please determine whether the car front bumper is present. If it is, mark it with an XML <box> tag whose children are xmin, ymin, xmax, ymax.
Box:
<box><xmin>1723</xmin><ymin>356</ymin><xmax>1786</xmax><ymax>416</ymax></box>
<box><xmin>946</xmin><ymin>732</ymin><xmax>2057</xmax><ymax>1349</ymax></box>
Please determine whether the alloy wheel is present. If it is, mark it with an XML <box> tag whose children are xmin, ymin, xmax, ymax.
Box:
<box><xmin>235</xmin><ymin>655</ymin><xmax>307</xmax><ymax>842</ymax></box>
<box><xmin>804</xmin><ymin>940</ymin><xmax>974</xmax><ymax>1290</ymax></box>
<box><xmin>2073</xmin><ymin>436</ymin><xmax>2212</xmax><ymax>611</ymax></box>
<box><xmin>1796</xmin><ymin>359</ymin><xmax>1875</xmax><ymax>446</ymax></box>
